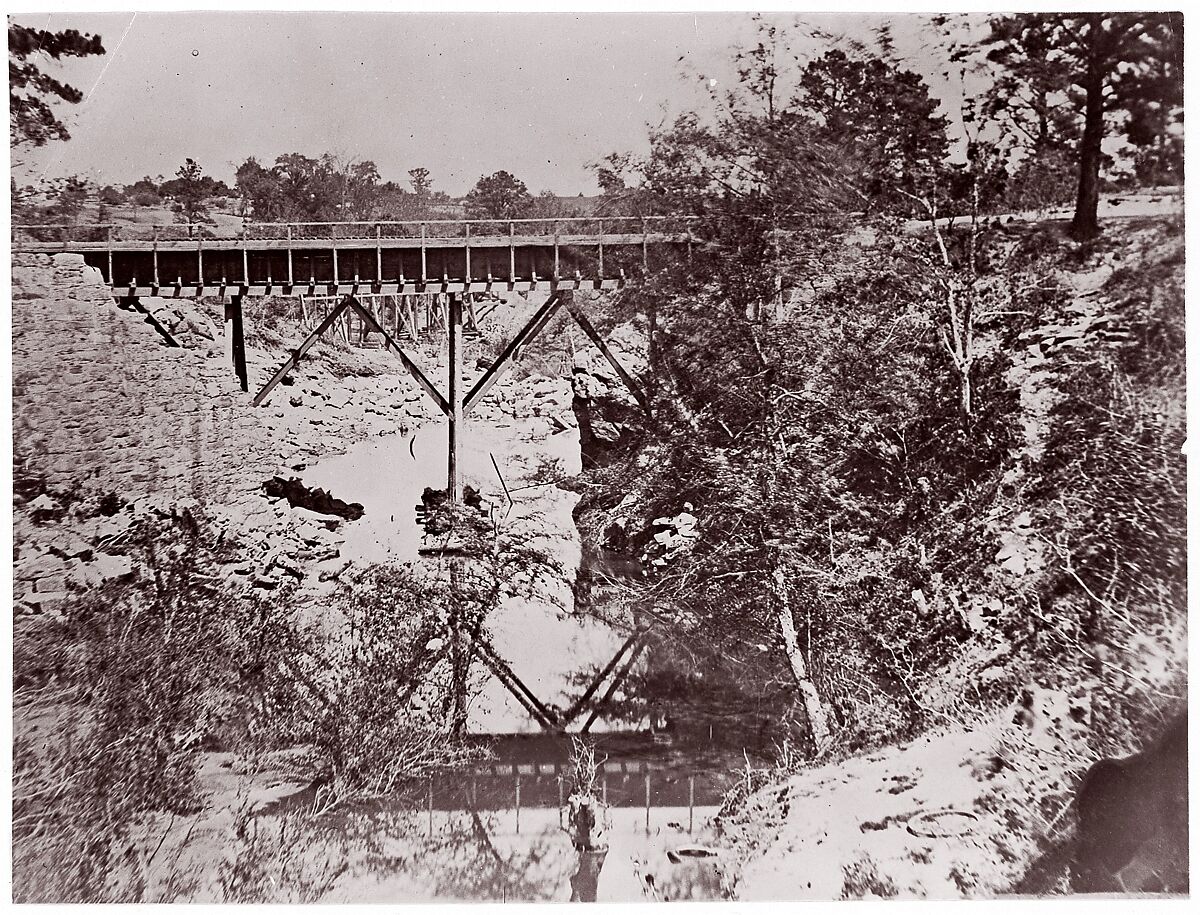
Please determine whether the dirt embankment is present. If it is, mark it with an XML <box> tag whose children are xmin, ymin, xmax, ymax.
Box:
<box><xmin>716</xmin><ymin>216</ymin><xmax>1187</xmax><ymax>899</ymax></box>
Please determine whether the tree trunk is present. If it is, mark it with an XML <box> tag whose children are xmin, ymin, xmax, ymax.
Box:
<box><xmin>1071</xmin><ymin>63</ymin><xmax>1106</xmax><ymax>240</ymax></box>
<box><xmin>770</xmin><ymin>567</ymin><xmax>831</xmax><ymax>751</ymax></box>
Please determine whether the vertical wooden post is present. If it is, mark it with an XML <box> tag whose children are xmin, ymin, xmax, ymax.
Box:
<box><xmin>553</xmin><ymin>221</ymin><xmax>560</xmax><ymax>280</ymax></box>
<box><xmin>286</xmin><ymin>224</ymin><xmax>294</xmax><ymax>287</ymax></box>
<box><xmin>688</xmin><ymin>774</ymin><xmax>695</xmax><ymax>834</ymax></box>
<box><xmin>447</xmin><ymin>293</ymin><xmax>463</xmax><ymax>501</ymax></box>
<box><xmin>224</xmin><ymin>295</ymin><xmax>248</xmax><ymax>392</ymax></box>
<box><xmin>464</xmin><ymin>220</ymin><xmax>472</xmax><ymax>283</ymax></box>
<box><xmin>241</xmin><ymin>226</ymin><xmax>249</xmax><ymax>287</ymax></box>
<box><xmin>420</xmin><ymin>222</ymin><xmax>428</xmax><ymax>284</ymax></box>
<box><xmin>375</xmin><ymin>223</ymin><xmax>382</xmax><ymax>285</ymax></box>
<box><xmin>107</xmin><ymin>225</ymin><xmax>114</xmax><ymax>286</ymax></box>
<box><xmin>428</xmin><ymin>775</ymin><xmax>434</xmax><ymax>836</ymax></box>
<box><xmin>197</xmin><ymin>237</ymin><xmax>204</xmax><ymax>288</ymax></box>
<box><xmin>558</xmin><ymin>775</ymin><xmax>564</xmax><ymax>828</ymax></box>
<box><xmin>597</xmin><ymin>219</ymin><xmax>604</xmax><ymax>279</ymax></box>
<box><xmin>515</xmin><ymin>774</ymin><xmax>521</xmax><ymax>835</ymax></box>
<box><xmin>152</xmin><ymin>225</ymin><xmax>160</xmax><ymax>288</ymax></box>
<box><xmin>644</xmin><ymin>772</ymin><xmax>651</xmax><ymax>835</ymax></box>
<box><xmin>509</xmin><ymin>221</ymin><xmax>516</xmax><ymax>282</ymax></box>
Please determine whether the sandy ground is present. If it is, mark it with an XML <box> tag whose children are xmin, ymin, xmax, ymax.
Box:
<box><xmin>728</xmin><ymin>714</ymin><xmax>1087</xmax><ymax>900</ymax></box>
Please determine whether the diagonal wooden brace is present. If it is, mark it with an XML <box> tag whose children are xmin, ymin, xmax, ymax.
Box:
<box><xmin>580</xmin><ymin>637</ymin><xmax>648</xmax><ymax>733</ymax></box>
<box><xmin>472</xmin><ymin>637</ymin><xmax>561</xmax><ymax>731</ymax></box>
<box><xmin>347</xmin><ymin>298</ymin><xmax>450</xmax><ymax>415</ymax></box>
<box><xmin>565</xmin><ymin>300</ymin><xmax>652</xmax><ymax>416</ymax></box>
<box><xmin>560</xmin><ymin>629</ymin><xmax>647</xmax><ymax>725</ymax></box>
<box><xmin>253</xmin><ymin>297</ymin><xmax>352</xmax><ymax>406</ymax></box>
<box><xmin>462</xmin><ymin>291</ymin><xmax>563</xmax><ymax>415</ymax></box>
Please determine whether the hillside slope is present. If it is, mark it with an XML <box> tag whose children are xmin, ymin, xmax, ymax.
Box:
<box><xmin>567</xmin><ymin>212</ymin><xmax>1186</xmax><ymax>897</ymax></box>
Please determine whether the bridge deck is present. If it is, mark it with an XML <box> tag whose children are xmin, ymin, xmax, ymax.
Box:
<box><xmin>12</xmin><ymin>216</ymin><xmax>697</xmax><ymax>296</ymax></box>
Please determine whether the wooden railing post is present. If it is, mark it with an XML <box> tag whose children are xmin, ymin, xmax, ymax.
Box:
<box><xmin>553</xmin><ymin>220</ymin><xmax>560</xmax><ymax>280</ymax></box>
<box><xmin>464</xmin><ymin>220</ymin><xmax>472</xmax><ymax>284</ymax></box>
<box><xmin>420</xmin><ymin>222</ymin><xmax>427</xmax><ymax>285</ymax></box>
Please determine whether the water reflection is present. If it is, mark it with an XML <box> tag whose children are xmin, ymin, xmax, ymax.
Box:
<box><xmin>570</xmin><ymin>850</ymin><xmax>608</xmax><ymax>901</ymax></box>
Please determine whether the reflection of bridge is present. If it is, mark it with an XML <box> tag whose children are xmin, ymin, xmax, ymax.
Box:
<box><xmin>11</xmin><ymin>216</ymin><xmax>697</xmax><ymax>296</ymax></box>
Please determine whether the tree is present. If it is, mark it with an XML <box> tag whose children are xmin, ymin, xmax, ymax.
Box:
<box><xmin>125</xmin><ymin>176</ymin><xmax>163</xmax><ymax>207</ymax></box>
<box><xmin>8</xmin><ymin>23</ymin><xmax>105</xmax><ymax>156</ymax></box>
<box><xmin>464</xmin><ymin>170</ymin><xmax>532</xmax><ymax>220</ymax></box>
<box><xmin>53</xmin><ymin>176</ymin><xmax>90</xmax><ymax>223</ymax></box>
<box><xmin>526</xmin><ymin>189</ymin><xmax>585</xmax><ymax>221</ymax></box>
<box><xmin>340</xmin><ymin>158</ymin><xmax>381</xmax><ymax>220</ymax></box>
<box><xmin>234</xmin><ymin>157</ymin><xmax>281</xmax><ymax>218</ymax></box>
<box><xmin>982</xmin><ymin>13</ymin><xmax>1183</xmax><ymax>239</ymax></box>
<box><xmin>796</xmin><ymin>49</ymin><xmax>950</xmax><ymax>213</ymax></box>
<box><xmin>408</xmin><ymin>167</ymin><xmax>433</xmax><ymax>198</ymax></box>
<box><xmin>170</xmin><ymin>158</ymin><xmax>214</xmax><ymax>234</ymax></box>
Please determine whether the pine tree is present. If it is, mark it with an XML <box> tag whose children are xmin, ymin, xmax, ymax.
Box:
<box><xmin>9</xmin><ymin>23</ymin><xmax>105</xmax><ymax>152</ymax></box>
<box><xmin>982</xmin><ymin>13</ymin><xmax>1182</xmax><ymax>239</ymax></box>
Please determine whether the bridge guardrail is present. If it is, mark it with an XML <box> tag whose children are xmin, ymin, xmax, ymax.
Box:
<box><xmin>12</xmin><ymin>215</ymin><xmax>705</xmax><ymax>248</ymax></box>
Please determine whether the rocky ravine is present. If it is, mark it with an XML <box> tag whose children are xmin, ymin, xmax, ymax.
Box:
<box><xmin>11</xmin><ymin>254</ymin><xmax>604</xmax><ymax>618</ymax></box>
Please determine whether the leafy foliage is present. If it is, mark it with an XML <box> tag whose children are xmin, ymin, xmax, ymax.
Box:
<box><xmin>169</xmin><ymin>158</ymin><xmax>216</xmax><ymax>231</ymax></box>
<box><xmin>980</xmin><ymin>13</ymin><xmax>1183</xmax><ymax>237</ymax></box>
<box><xmin>9</xmin><ymin>22</ymin><xmax>105</xmax><ymax>151</ymax></box>
<box><xmin>464</xmin><ymin>169</ymin><xmax>533</xmax><ymax>220</ymax></box>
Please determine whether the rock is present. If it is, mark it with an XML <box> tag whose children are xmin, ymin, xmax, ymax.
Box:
<box><xmin>15</xmin><ymin>550</ymin><xmax>71</xmax><ymax>581</ymax></box>
<box><xmin>263</xmin><ymin>476</ymin><xmax>364</xmax><ymax>521</ymax></box>
<box><xmin>316</xmin><ymin>556</ymin><xmax>351</xmax><ymax>582</ymax></box>
<box><xmin>34</xmin><ymin>575</ymin><xmax>69</xmax><ymax>593</ymax></box>
<box><xmin>67</xmin><ymin>552</ymin><xmax>134</xmax><ymax>588</ymax></box>
<box><xmin>28</xmin><ymin>494</ymin><xmax>63</xmax><ymax>519</ymax></box>
<box><xmin>27</xmin><ymin>591</ymin><xmax>70</xmax><ymax>614</ymax></box>
<box><xmin>45</xmin><ymin>531</ymin><xmax>95</xmax><ymax>561</ymax></box>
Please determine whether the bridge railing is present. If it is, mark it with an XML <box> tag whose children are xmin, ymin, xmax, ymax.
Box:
<box><xmin>12</xmin><ymin>215</ymin><xmax>703</xmax><ymax>248</ymax></box>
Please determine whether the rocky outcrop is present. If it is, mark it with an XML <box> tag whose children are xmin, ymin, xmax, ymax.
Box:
<box><xmin>12</xmin><ymin>253</ymin><xmax>276</xmax><ymax>505</ymax></box>
<box><xmin>9</xmin><ymin>254</ymin><xmax>420</xmax><ymax>607</ymax></box>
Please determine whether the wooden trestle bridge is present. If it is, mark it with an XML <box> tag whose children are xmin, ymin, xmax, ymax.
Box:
<box><xmin>14</xmin><ymin>217</ymin><xmax>678</xmax><ymax>733</ymax></box>
<box><xmin>13</xmin><ymin>217</ymin><xmax>682</xmax><ymax>499</ymax></box>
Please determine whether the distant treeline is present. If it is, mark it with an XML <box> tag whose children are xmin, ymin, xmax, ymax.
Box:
<box><xmin>13</xmin><ymin>154</ymin><xmax>602</xmax><ymax>228</ymax></box>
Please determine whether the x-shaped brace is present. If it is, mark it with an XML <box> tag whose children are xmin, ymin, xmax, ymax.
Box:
<box><xmin>255</xmin><ymin>291</ymin><xmax>650</xmax><ymax>420</ymax></box>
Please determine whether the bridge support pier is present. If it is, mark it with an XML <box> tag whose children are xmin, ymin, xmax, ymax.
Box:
<box><xmin>224</xmin><ymin>295</ymin><xmax>248</xmax><ymax>392</ymax></box>
<box><xmin>447</xmin><ymin>293</ymin><xmax>463</xmax><ymax>501</ymax></box>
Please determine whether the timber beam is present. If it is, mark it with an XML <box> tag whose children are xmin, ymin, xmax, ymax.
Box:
<box><xmin>462</xmin><ymin>291</ymin><xmax>564</xmax><ymax>414</ymax></box>
<box><xmin>564</xmin><ymin>299</ymin><xmax>652</xmax><ymax>416</ymax></box>
<box><xmin>118</xmin><ymin>296</ymin><xmax>180</xmax><ymax>348</ymax></box>
<box><xmin>580</xmin><ymin>637</ymin><xmax>648</xmax><ymax>734</ymax></box>
<box><xmin>346</xmin><ymin>298</ymin><xmax>449</xmax><ymax>415</ymax></box>
<box><xmin>472</xmin><ymin>637</ymin><xmax>562</xmax><ymax>732</ymax></box>
<box><xmin>559</xmin><ymin>629</ymin><xmax>648</xmax><ymax>725</ymax></box>
<box><xmin>224</xmin><ymin>295</ymin><xmax>248</xmax><ymax>392</ymax></box>
<box><xmin>252</xmin><ymin>297</ymin><xmax>352</xmax><ymax>406</ymax></box>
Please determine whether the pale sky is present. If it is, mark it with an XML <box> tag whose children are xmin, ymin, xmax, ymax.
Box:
<box><xmin>10</xmin><ymin>11</ymin><xmax>970</xmax><ymax>196</ymax></box>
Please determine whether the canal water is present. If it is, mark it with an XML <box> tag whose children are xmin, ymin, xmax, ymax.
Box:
<box><xmin>296</xmin><ymin>393</ymin><xmax>750</xmax><ymax>900</ymax></box>
<box><xmin>300</xmin><ymin>411</ymin><xmax>634</xmax><ymax>734</ymax></box>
